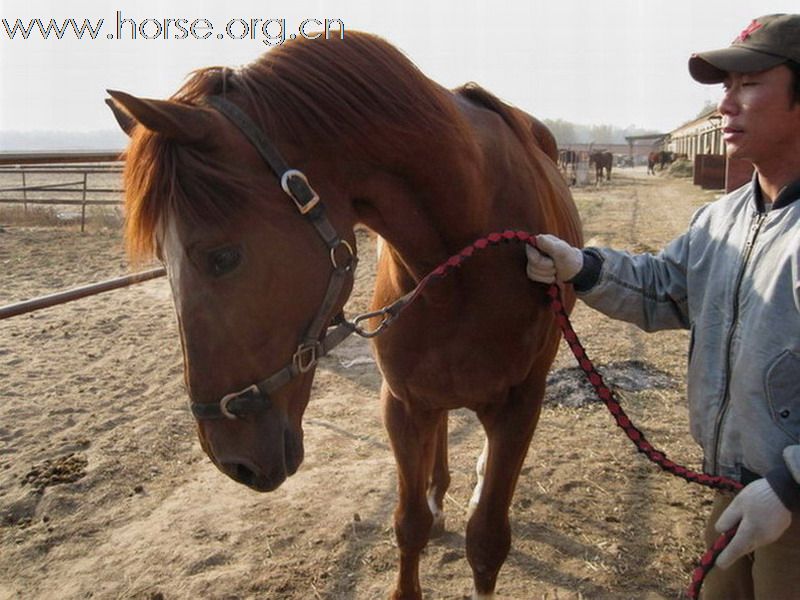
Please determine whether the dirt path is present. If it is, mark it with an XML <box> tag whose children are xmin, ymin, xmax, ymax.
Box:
<box><xmin>0</xmin><ymin>167</ymin><xmax>726</xmax><ymax>599</ymax></box>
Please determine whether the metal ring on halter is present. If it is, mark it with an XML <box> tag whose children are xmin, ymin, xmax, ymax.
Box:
<box><xmin>219</xmin><ymin>384</ymin><xmax>260</xmax><ymax>420</ymax></box>
<box><xmin>280</xmin><ymin>169</ymin><xmax>320</xmax><ymax>215</ymax></box>
<box><xmin>352</xmin><ymin>308</ymin><xmax>394</xmax><ymax>338</ymax></box>
<box><xmin>330</xmin><ymin>239</ymin><xmax>355</xmax><ymax>271</ymax></box>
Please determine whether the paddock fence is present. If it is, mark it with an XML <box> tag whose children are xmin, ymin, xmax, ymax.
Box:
<box><xmin>0</xmin><ymin>150</ymin><xmax>170</xmax><ymax>321</ymax></box>
<box><xmin>0</xmin><ymin>151</ymin><xmax>124</xmax><ymax>232</ymax></box>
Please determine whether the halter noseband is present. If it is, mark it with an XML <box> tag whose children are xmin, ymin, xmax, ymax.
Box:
<box><xmin>189</xmin><ymin>96</ymin><xmax>357</xmax><ymax>420</ymax></box>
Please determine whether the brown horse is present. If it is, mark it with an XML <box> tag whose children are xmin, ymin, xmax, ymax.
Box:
<box><xmin>558</xmin><ymin>149</ymin><xmax>579</xmax><ymax>186</ymax></box>
<box><xmin>109</xmin><ymin>31</ymin><xmax>581</xmax><ymax>600</ymax></box>
<box><xmin>647</xmin><ymin>151</ymin><xmax>658</xmax><ymax>174</ymax></box>
<box><xmin>589</xmin><ymin>150</ymin><xmax>613</xmax><ymax>183</ymax></box>
<box><xmin>647</xmin><ymin>150</ymin><xmax>675</xmax><ymax>174</ymax></box>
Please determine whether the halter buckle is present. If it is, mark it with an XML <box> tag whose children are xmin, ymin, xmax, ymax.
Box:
<box><xmin>281</xmin><ymin>169</ymin><xmax>320</xmax><ymax>215</ymax></box>
<box><xmin>293</xmin><ymin>341</ymin><xmax>322</xmax><ymax>373</ymax></box>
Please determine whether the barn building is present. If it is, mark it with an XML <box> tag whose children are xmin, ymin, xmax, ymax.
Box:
<box><xmin>555</xmin><ymin>107</ymin><xmax>754</xmax><ymax>192</ymax></box>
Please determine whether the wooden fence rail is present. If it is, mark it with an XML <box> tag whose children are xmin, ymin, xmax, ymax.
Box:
<box><xmin>0</xmin><ymin>151</ymin><xmax>122</xmax><ymax>165</ymax></box>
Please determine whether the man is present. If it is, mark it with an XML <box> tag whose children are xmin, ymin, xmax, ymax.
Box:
<box><xmin>526</xmin><ymin>14</ymin><xmax>800</xmax><ymax>599</ymax></box>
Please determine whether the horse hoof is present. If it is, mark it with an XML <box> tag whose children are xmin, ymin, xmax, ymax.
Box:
<box><xmin>429</xmin><ymin>514</ymin><xmax>446</xmax><ymax>538</ymax></box>
<box><xmin>390</xmin><ymin>590</ymin><xmax>422</xmax><ymax>600</ymax></box>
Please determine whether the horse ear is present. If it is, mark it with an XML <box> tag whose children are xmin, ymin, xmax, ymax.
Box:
<box><xmin>104</xmin><ymin>97</ymin><xmax>136</xmax><ymax>137</ymax></box>
<box><xmin>105</xmin><ymin>89</ymin><xmax>216</xmax><ymax>145</ymax></box>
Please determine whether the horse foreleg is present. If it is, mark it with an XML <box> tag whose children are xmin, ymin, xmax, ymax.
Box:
<box><xmin>467</xmin><ymin>386</ymin><xmax>544</xmax><ymax>599</ymax></box>
<box><xmin>467</xmin><ymin>436</ymin><xmax>488</xmax><ymax>519</ymax></box>
<box><xmin>383</xmin><ymin>386</ymin><xmax>442</xmax><ymax>600</ymax></box>
<box><xmin>427</xmin><ymin>412</ymin><xmax>450</xmax><ymax>537</ymax></box>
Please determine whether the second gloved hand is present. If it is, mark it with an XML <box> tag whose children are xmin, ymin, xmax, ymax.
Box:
<box><xmin>714</xmin><ymin>478</ymin><xmax>792</xmax><ymax>569</ymax></box>
<box><xmin>525</xmin><ymin>234</ymin><xmax>584</xmax><ymax>284</ymax></box>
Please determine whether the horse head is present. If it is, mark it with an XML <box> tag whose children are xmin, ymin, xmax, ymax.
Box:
<box><xmin>107</xmin><ymin>88</ymin><xmax>357</xmax><ymax>492</ymax></box>
<box><xmin>107</xmin><ymin>32</ymin><xmax>486</xmax><ymax>495</ymax></box>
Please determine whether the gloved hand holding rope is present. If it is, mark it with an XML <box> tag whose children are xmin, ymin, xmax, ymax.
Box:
<box><xmin>714</xmin><ymin>479</ymin><xmax>792</xmax><ymax>569</ymax></box>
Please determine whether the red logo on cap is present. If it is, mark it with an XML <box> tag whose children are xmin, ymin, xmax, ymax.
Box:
<box><xmin>733</xmin><ymin>19</ymin><xmax>762</xmax><ymax>43</ymax></box>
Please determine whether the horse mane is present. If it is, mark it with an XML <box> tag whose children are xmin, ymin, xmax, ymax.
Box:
<box><xmin>454</xmin><ymin>83</ymin><xmax>558</xmax><ymax>162</ymax></box>
<box><xmin>453</xmin><ymin>83</ymin><xmax>582</xmax><ymax>243</ymax></box>
<box><xmin>123</xmin><ymin>32</ymin><xmax>478</xmax><ymax>261</ymax></box>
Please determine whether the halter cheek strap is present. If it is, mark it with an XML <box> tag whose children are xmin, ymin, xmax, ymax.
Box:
<box><xmin>190</xmin><ymin>96</ymin><xmax>357</xmax><ymax>420</ymax></box>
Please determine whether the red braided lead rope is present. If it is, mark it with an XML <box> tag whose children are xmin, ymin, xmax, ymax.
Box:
<box><xmin>366</xmin><ymin>229</ymin><xmax>743</xmax><ymax>598</ymax></box>
<box><xmin>545</xmin><ymin>280</ymin><xmax>740</xmax><ymax>491</ymax></box>
<box><xmin>543</xmin><ymin>282</ymin><xmax>743</xmax><ymax>599</ymax></box>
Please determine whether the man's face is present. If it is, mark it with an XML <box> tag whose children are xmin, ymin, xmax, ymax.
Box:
<box><xmin>718</xmin><ymin>65</ymin><xmax>800</xmax><ymax>166</ymax></box>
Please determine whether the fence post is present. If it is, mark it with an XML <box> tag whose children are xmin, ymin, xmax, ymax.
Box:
<box><xmin>80</xmin><ymin>172</ymin><xmax>87</xmax><ymax>232</ymax></box>
<box><xmin>22</xmin><ymin>170</ymin><xmax>28</xmax><ymax>214</ymax></box>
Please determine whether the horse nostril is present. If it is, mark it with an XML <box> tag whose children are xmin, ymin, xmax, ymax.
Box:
<box><xmin>218</xmin><ymin>459</ymin><xmax>287</xmax><ymax>492</ymax></box>
<box><xmin>223</xmin><ymin>462</ymin><xmax>256</xmax><ymax>487</ymax></box>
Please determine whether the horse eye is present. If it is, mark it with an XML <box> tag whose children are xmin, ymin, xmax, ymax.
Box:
<box><xmin>207</xmin><ymin>246</ymin><xmax>242</xmax><ymax>277</ymax></box>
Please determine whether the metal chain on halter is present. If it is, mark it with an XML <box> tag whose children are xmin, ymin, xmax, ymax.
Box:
<box><xmin>350</xmin><ymin>229</ymin><xmax>743</xmax><ymax>599</ymax></box>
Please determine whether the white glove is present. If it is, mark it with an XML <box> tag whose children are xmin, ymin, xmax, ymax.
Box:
<box><xmin>714</xmin><ymin>479</ymin><xmax>792</xmax><ymax>569</ymax></box>
<box><xmin>525</xmin><ymin>234</ymin><xmax>584</xmax><ymax>284</ymax></box>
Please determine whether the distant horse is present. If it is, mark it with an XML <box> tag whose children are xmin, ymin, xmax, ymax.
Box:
<box><xmin>647</xmin><ymin>152</ymin><xmax>658</xmax><ymax>174</ymax></box>
<box><xmin>108</xmin><ymin>31</ymin><xmax>581</xmax><ymax>600</ymax></box>
<box><xmin>558</xmin><ymin>149</ymin><xmax>578</xmax><ymax>185</ymax></box>
<box><xmin>647</xmin><ymin>150</ymin><xmax>675</xmax><ymax>174</ymax></box>
<box><xmin>589</xmin><ymin>150</ymin><xmax>613</xmax><ymax>183</ymax></box>
<box><xmin>559</xmin><ymin>149</ymin><xmax>578</xmax><ymax>169</ymax></box>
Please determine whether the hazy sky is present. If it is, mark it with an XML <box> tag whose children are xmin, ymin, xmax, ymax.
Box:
<box><xmin>1</xmin><ymin>0</ymin><xmax>797</xmax><ymax>141</ymax></box>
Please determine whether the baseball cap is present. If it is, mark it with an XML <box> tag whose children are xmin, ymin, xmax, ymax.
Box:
<box><xmin>689</xmin><ymin>14</ymin><xmax>800</xmax><ymax>84</ymax></box>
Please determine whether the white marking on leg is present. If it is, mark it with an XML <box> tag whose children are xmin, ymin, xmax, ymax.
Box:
<box><xmin>468</xmin><ymin>436</ymin><xmax>489</xmax><ymax>518</ymax></box>
<box><xmin>376</xmin><ymin>235</ymin><xmax>384</xmax><ymax>260</ymax></box>
<box><xmin>427</xmin><ymin>485</ymin><xmax>445</xmax><ymax>531</ymax></box>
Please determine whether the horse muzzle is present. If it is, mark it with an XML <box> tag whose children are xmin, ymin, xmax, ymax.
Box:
<box><xmin>199</xmin><ymin>404</ymin><xmax>304</xmax><ymax>492</ymax></box>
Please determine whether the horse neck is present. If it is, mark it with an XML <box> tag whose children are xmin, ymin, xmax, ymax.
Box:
<box><xmin>324</xmin><ymin>104</ymin><xmax>565</xmax><ymax>291</ymax></box>
<box><xmin>346</xmin><ymin>159</ymin><xmax>489</xmax><ymax>284</ymax></box>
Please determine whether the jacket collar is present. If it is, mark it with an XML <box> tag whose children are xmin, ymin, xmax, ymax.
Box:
<box><xmin>752</xmin><ymin>173</ymin><xmax>800</xmax><ymax>211</ymax></box>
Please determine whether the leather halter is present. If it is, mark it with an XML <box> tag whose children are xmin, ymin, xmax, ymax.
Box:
<box><xmin>189</xmin><ymin>96</ymin><xmax>357</xmax><ymax>420</ymax></box>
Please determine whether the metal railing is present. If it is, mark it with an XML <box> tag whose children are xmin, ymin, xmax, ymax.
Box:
<box><xmin>0</xmin><ymin>152</ymin><xmax>125</xmax><ymax>232</ymax></box>
<box><xmin>0</xmin><ymin>267</ymin><xmax>167</xmax><ymax>320</ymax></box>
<box><xmin>0</xmin><ymin>151</ymin><xmax>171</xmax><ymax>321</ymax></box>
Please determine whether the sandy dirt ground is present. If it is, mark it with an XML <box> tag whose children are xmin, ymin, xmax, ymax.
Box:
<box><xmin>0</xmin><ymin>166</ymin><xmax>727</xmax><ymax>599</ymax></box>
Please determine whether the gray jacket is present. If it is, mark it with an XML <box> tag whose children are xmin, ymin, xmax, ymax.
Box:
<box><xmin>573</xmin><ymin>177</ymin><xmax>800</xmax><ymax>508</ymax></box>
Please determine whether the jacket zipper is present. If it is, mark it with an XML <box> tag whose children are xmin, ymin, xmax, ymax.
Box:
<box><xmin>710</xmin><ymin>211</ymin><xmax>766</xmax><ymax>474</ymax></box>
